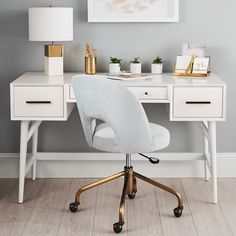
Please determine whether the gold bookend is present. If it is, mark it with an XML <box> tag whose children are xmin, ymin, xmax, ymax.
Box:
<box><xmin>173</xmin><ymin>72</ymin><xmax>209</xmax><ymax>77</ymax></box>
<box><xmin>174</xmin><ymin>56</ymin><xmax>210</xmax><ymax>77</ymax></box>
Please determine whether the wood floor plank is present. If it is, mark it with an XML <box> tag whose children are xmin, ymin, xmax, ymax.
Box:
<box><xmin>0</xmin><ymin>178</ymin><xmax>236</xmax><ymax>236</ymax></box>
<box><xmin>218</xmin><ymin>178</ymin><xmax>236</xmax><ymax>235</ymax></box>
<box><xmin>0</xmin><ymin>178</ymin><xmax>10</xmax><ymax>201</ymax></box>
<box><xmin>155</xmin><ymin>179</ymin><xmax>198</xmax><ymax>236</ymax></box>
<box><xmin>0</xmin><ymin>178</ymin><xmax>44</xmax><ymax>236</ymax></box>
<box><xmin>57</xmin><ymin>178</ymin><xmax>98</xmax><ymax>236</ymax></box>
<box><xmin>93</xmin><ymin>178</ymin><xmax>127</xmax><ymax>236</ymax></box>
<box><xmin>22</xmin><ymin>179</ymin><xmax>72</xmax><ymax>236</ymax></box>
<box><xmin>182</xmin><ymin>178</ymin><xmax>233</xmax><ymax>236</ymax></box>
<box><xmin>127</xmin><ymin>178</ymin><xmax>162</xmax><ymax>236</ymax></box>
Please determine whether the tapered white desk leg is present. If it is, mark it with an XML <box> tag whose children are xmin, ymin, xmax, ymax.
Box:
<box><xmin>208</xmin><ymin>121</ymin><xmax>217</xmax><ymax>204</ymax></box>
<box><xmin>32</xmin><ymin>127</ymin><xmax>38</xmax><ymax>181</ymax></box>
<box><xmin>203</xmin><ymin>132</ymin><xmax>210</xmax><ymax>181</ymax></box>
<box><xmin>19</xmin><ymin>121</ymin><xmax>29</xmax><ymax>204</ymax></box>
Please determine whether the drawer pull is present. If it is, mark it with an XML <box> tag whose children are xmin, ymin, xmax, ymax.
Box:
<box><xmin>186</xmin><ymin>101</ymin><xmax>211</xmax><ymax>104</ymax></box>
<box><xmin>145</xmin><ymin>92</ymin><xmax>148</xmax><ymax>95</ymax></box>
<box><xmin>26</xmin><ymin>101</ymin><xmax>52</xmax><ymax>104</ymax></box>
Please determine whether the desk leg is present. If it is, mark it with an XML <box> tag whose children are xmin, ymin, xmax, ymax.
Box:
<box><xmin>208</xmin><ymin>121</ymin><xmax>217</xmax><ymax>204</ymax></box>
<box><xmin>32</xmin><ymin>128</ymin><xmax>38</xmax><ymax>181</ymax></box>
<box><xmin>19</xmin><ymin>121</ymin><xmax>30</xmax><ymax>204</ymax></box>
<box><xmin>203</xmin><ymin>132</ymin><xmax>210</xmax><ymax>181</ymax></box>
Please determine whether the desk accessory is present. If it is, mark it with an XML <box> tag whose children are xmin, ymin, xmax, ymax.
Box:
<box><xmin>109</xmin><ymin>57</ymin><xmax>122</xmax><ymax>75</ymax></box>
<box><xmin>182</xmin><ymin>43</ymin><xmax>205</xmax><ymax>57</ymax></box>
<box><xmin>28</xmin><ymin>7</ymin><xmax>73</xmax><ymax>76</ymax></box>
<box><xmin>130</xmin><ymin>57</ymin><xmax>142</xmax><ymax>74</ymax></box>
<box><xmin>151</xmin><ymin>56</ymin><xmax>163</xmax><ymax>74</ymax></box>
<box><xmin>192</xmin><ymin>57</ymin><xmax>210</xmax><ymax>74</ymax></box>
<box><xmin>120</xmin><ymin>71</ymin><xmax>132</xmax><ymax>76</ymax></box>
<box><xmin>85</xmin><ymin>44</ymin><xmax>97</xmax><ymax>75</ymax></box>
<box><xmin>107</xmin><ymin>74</ymin><xmax>152</xmax><ymax>81</ymax></box>
<box><xmin>174</xmin><ymin>56</ymin><xmax>210</xmax><ymax>77</ymax></box>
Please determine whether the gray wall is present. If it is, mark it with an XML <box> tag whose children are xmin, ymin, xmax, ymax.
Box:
<box><xmin>0</xmin><ymin>0</ymin><xmax>235</xmax><ymax>153</ymax></box>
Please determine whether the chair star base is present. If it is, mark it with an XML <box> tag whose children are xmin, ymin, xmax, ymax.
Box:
<box><xmin>69</xmin><ymin>163</ymin><xmax>183</xmax><ymax>233</ymax></box>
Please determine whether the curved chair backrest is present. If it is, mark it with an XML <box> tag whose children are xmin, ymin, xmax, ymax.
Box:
<box><xmin>72</xmin><ymin>75</ymin><xmax>153</xmax><ymax>153</ymax></box>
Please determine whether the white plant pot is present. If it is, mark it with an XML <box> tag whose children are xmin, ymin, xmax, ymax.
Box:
<box><xmin>151</xmin><ymin>63</ymin><xmax>163</xmax><ymax>74</ymax></box>
<box><xmin>109</xmin><ymin>63</ymin><xmax>120</xmax><ymax>75</ymax></box>
<box><xmin>130</xmin><ymin>63</ymin><xmax>142</xmax><ymax>74</ymax></box>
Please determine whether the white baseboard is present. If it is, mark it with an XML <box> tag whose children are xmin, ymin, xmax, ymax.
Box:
<box><xmin>0</xmin><ymin>152</ymin><xmax>236</xmax><ymax>178</ymax></box>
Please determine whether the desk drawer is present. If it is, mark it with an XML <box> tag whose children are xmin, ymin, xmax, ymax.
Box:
<box><xmin>173</xmin><ymin>87</ymin><xmax>223</xmax><ymax>118</ymax></box>
<box><xmin>128</xmin><ymin>87</ymin><xmax>167</xmax><ymax>100</ymax></box>
<box><xmin>13</xmin><ymin>87</ymin><xmax>64</xmax><ymax>117</ymax></box>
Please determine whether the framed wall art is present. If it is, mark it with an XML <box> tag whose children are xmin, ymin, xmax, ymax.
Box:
<box><xmin>88</xmin><ymin>0</ymin><xmax>179</xmax><ymax>23</ymax></box>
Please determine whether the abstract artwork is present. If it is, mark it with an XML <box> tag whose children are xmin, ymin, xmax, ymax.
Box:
<box><xmin>88</xmin><ymin>0</ymin><xmax>179</xmax><ymax>22</ymax></box>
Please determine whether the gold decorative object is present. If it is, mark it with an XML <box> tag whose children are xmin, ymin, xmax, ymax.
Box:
<box><xmin>85</xmin><ymin>43</ymin><xmax>97</xmax><ymax>75</ymax></box>
<box><xmin>69</xmin><ymin>155</ymin><xmax>183</xmax><ymax>232</ymax></box>
<box><xmin>174</xmin><ymin>55</ymin><xmax>210</xmax><ymax>77</ymax></box>
<box><xmin>44</xmin><ymin>44</ymin><xmax>63</xmax><ymax>57</ymax></box>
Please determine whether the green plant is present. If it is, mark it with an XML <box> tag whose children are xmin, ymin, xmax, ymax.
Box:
<box><xmin>152</xmin><ymin>56</ymin><xmax>163</xmax><ymax>64</ymax></box>
<box><xmin>130</xmin><ymin>57</ymin><xmax>141</xmax><ymax>64</ymax></box>
<box><xmin>110</xmin><ymin>57</ymin><xmax>122</xmax><ymax>64</ymax></box>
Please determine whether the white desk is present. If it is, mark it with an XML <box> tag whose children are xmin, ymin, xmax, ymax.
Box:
<box><xmin>10</xmin><ymin>72</ymin><xmax>227</xmax><ymax>204</ymax></box>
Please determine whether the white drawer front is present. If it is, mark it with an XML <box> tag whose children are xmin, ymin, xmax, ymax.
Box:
<box><xmin>128</xmin><ymin>87</ymin><xmax>167</xmax><ymax>100</ymax></box>
<box><xmin>173</xmin><ymin>87</ymin><xmax>223</xmax><ymax>118</ymax></box>
<box><xmin>14</xmin><ymin>87</ymin><xmax>64</xmax><ymax>117</ymax></box>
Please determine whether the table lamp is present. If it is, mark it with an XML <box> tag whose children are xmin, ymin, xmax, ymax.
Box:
<box><xmin>29</xmin><ymin>7</ymin><xmax>73</xmax><ymax>76</ymax></box>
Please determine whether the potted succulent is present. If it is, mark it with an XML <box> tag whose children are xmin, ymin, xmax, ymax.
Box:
<box><xmin>109</xmin><ymin>57</ymin><xmax>122</xmax><ymax>75</ymax></box>
<box><xmin>151</xmin><ymin>56</ymin><xmax>163</xmax><ymax>74</ymax></box>
<box><xmin>130</xmin><ymin>57</ymin><xmax>142</xmax><ymax>74</ymax></box>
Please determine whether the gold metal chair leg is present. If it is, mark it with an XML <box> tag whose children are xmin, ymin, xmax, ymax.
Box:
<box><xmin>73</xmin><ymin>171</ymin><xmax>125</xmax><ymax>205</ymax></box>
<box><xmin>69</xmin><ymin>162</ymin><xmax>184</xmax><ymax>234</ymax></box>
<box><xmin>133</xmin><ymin>176</ymin><xmax>137</xmax><ymax>193</ymax></box>
<box><xmin>134</xmin><ymin>171</ymin><xmax>183</xmax><ymax>209</ymax></box>
<box><xmin>113</xmin><ymin>171</ymin><xmax>129</xmax><ymax>233</ymax></box>
<box><xmin>119</xmin><ymin>173</ymin><xmax>129</xmax><ymax>224</ymax></box>
<box><xmin>124</xmin><ymin>166</ymin><xmax>137</xmax><ymax>199</ymax></box>
<box><xmin>126</xmin><ymin>166</ymin><xmax>134</xmax><ymax>195</ymax></box>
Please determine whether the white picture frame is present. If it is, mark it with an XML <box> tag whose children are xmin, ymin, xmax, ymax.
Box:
<box><xmin>88</xmin><ymin>0</ymin><xmax>179</xmax><ymax>23</ymax></box>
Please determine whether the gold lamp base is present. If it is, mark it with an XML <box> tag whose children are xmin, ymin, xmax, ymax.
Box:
<box><xmin>44</xmin><ymin>44</ymin><xmax>63</xmax><ymax>57</ymax></box>
<box><xmin>69</xmin><ymin>157</ymin><xmax>184</xmax><ymax>233</ymax></box>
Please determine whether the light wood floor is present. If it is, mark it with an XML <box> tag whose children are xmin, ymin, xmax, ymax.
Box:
<box><xmin>0</xmin><ymin>178</ymin><xmax>236</xmax><ymax>236</ymax></box>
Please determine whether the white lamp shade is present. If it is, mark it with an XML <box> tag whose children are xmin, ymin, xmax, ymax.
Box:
<box><xmin>29</xmin><ymin>7</ymin><xmax>73</xmax><ymax>42</ymax></box>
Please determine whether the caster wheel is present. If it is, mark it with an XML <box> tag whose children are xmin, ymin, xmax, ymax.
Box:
<box><xmin>128</xmin><ymin>192</ymin><xmax>136</xmax><ymax>199</ymax></box>
<box><xmin>173</xmin><ymin>207</ymin><xmax>183</xmax><ymax>217</ymax></box>
<box><xmin>113</xmin><ymin>222</ymin><xmax>123</xmax><ymax>233</ymax></box>
<box><xmin>69</xmin><ymin>202</ymin><xmax>79</xmax><ymax>213</ymax></box>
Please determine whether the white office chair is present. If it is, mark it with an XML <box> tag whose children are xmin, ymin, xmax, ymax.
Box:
<box><xmin>70</xmin><ymin>75</ymin><xmax>183</xmax><ymax>233</ymax></box>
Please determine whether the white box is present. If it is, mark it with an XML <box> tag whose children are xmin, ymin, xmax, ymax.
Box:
<box><xmin>44</xmin><ymin>56</ymin><xmax>63</xmax><ymax>76</ymax></box>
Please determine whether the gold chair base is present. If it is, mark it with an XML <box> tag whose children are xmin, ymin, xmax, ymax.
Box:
<box><xmin>70</xmin><ymin>166</ymin><xmax>183</xmax><ymax>232</ymax></box>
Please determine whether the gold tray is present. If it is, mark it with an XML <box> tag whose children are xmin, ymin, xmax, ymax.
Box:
<box><xmin>173</xmin><ymin>72</ymin><xmax>209</xmax><ymax>77</ymax></box>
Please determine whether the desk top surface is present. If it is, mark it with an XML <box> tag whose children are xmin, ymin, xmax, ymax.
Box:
<box><xmin>11</xmin><ymin>72</ymin><xmax>226</xmax><ymax>87</ymax></box>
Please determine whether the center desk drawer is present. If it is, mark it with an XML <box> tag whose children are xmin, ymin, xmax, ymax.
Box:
<box><xmin>13</xmin><ymin>87</ymin><xmax>64</xmax><ymax>117</ymax></box>
<box><xmin>128</xmin><ymin>87</ymin><xmax>167</xmax><ymax>100</ymax></box>
<box><xmin>173</xmin><ymin>87</ymin><xmax>223</xmax><ymax>118</ymax></box>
